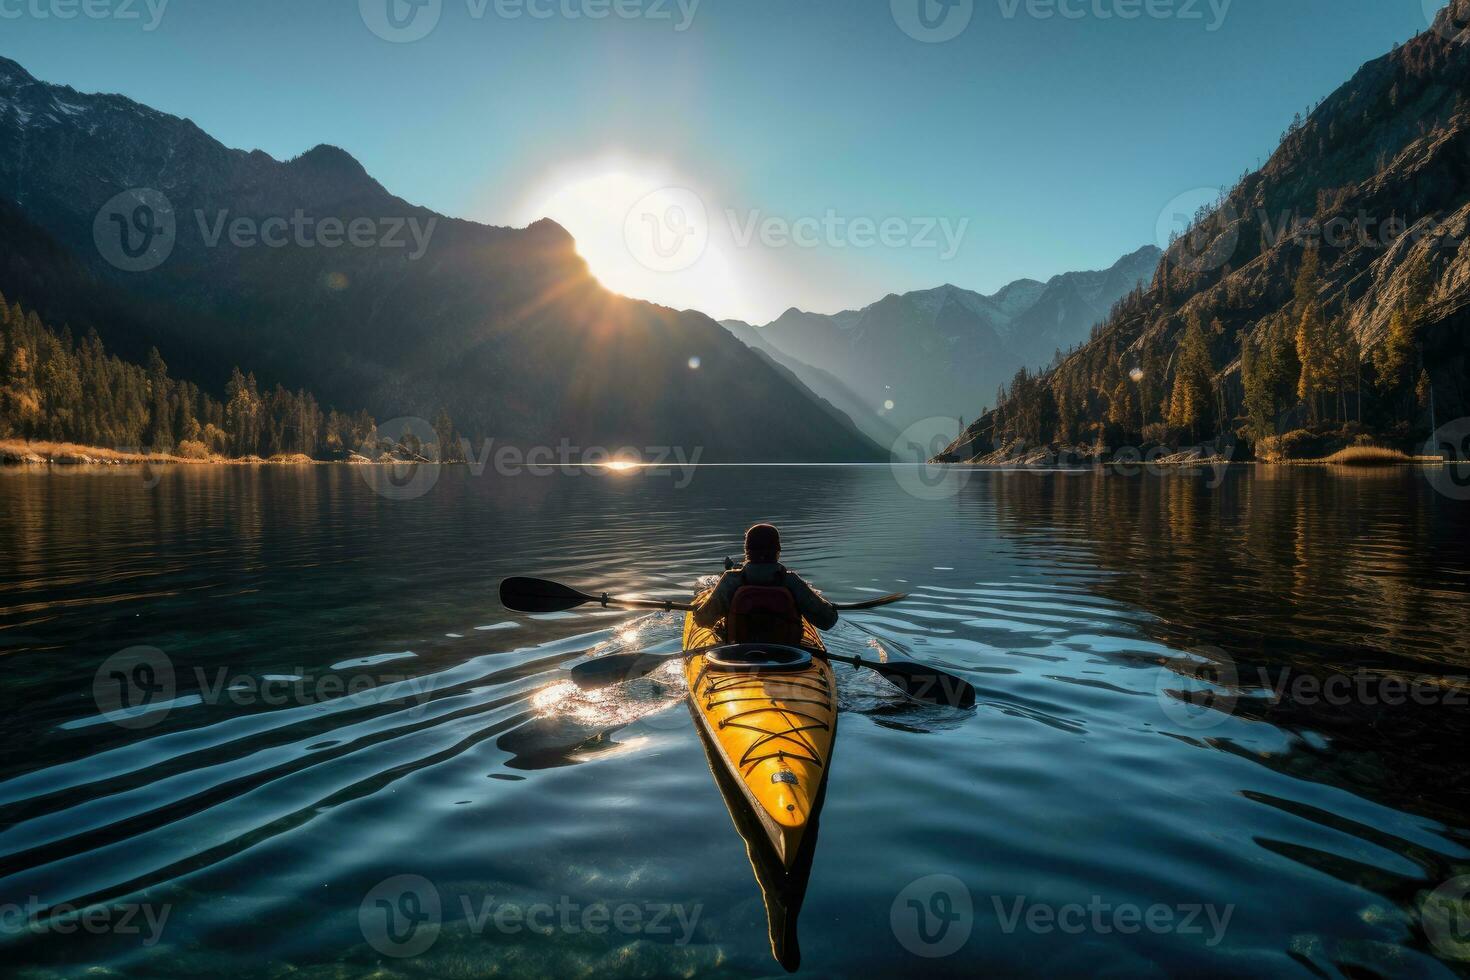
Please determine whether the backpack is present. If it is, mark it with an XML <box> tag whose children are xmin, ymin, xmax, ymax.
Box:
<box><xmin>726</xmin><ymin>566</ymin><xmax>804</xmax><ymax>645</ymax></box>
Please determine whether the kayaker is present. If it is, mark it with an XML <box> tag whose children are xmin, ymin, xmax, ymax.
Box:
<box><xmin>693</xmin><ymin>524</ymin><xmax>838</xmax><ymax>643</ymax></box>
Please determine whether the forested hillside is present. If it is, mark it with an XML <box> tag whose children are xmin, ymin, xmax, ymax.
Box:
<box><xmin>944</xmin><ymin>2</ymin><xmax>1470</xmax><ymax>463</ymax></box>
<box><xmin>0</xmin><ymin>292</ymin><xmax>381</xmax><ymax>459</ymax></box>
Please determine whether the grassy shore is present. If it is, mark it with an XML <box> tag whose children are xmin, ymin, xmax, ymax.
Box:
<box><xmin>1275</xmin><ymin>446</ymin><xmax>1446</xmax><ymax>467</ymax></box>
<box><xmin>0</xmin><ymin>440</ymin><xmax>326</xmax><ymax>466</ymax></box>
<box><xmin>1315</xmin><ymin>446</ymin><xmax>1415</xmax><ymax>466</ymax></box>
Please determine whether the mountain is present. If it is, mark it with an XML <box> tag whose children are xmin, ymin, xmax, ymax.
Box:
<box><xmin>943</xmin><ymin>0</ymin><xmax>1470</xmax><ymax>463</ymax></box>
<box><xmin>720</xmin><ymin>316</ymin><xmax>901</xmax><ymax>447</ymax></box>
<box><xmin>720</xmin><ymin>246</ymin><xmax>1160</xmax><ymax>435</ymax></box>
<box><xmin>0</xmin><ymin>55</ymin><xmax>882</xmax><ymax>462</ymax></box>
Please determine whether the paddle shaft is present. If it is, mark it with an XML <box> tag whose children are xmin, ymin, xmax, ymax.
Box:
<box><xmin>596</xmin><ymin>593</ymin><xmax>902</xmax><ymax>613</ymax></box>
<box><xmin>595</xmin><ymin>594</ymin><xmax>696</xmax><ymax>613</ymax></box>
<box><xmin>499</xmin><ymin>577</ymin><xmax>905</xmax><ymax>615</ymax></box>
<box><xmin>571</xmin><ymin>642</ymin><xmax>976</xmax><ymax>708</ymax></box>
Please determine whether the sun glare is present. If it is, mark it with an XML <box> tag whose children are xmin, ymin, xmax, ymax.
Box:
<box><xmin>521</xmin><ymin>164</ymin><xmax>744</xmax><ymax>318</ymax></box>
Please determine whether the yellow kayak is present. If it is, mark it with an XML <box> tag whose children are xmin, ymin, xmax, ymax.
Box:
<box><xmin>682</xmin><ymin>591</ymin><xmax>837</xmax><ymax>870</ymax></box>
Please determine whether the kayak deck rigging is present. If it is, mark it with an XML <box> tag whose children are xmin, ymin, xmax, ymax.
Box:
<box><xmin>690</xmin><ymin>669</ymin><xmax>832</xmax><ymax>770</ymax></box>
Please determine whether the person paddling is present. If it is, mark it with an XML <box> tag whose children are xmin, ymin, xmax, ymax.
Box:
<box><xmin>693</xmin><ymin>524</ymin><xmax>838</xmax><ymax>644</ymax></box>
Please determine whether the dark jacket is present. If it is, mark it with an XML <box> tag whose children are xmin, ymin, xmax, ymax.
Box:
<box><xmin>692</xmin><ymin>561</ymin><xmax>839</xmax><ymax>631</ymax></box>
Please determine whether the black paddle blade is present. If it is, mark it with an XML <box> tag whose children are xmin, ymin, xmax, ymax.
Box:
<box><xmin>500</xmin><ymin>577</ymin><xmax>596</xmax><ymax>613</ymax></box>
<box><xmin>871</xmin><ymin>660</ymin><xmax>977</xmax><ymax>709</ymax></box>
<box><xmin>834</xmin><ymin>592</ymin><xmax>909</xmax><ymax>611</ymax></box>
<box><xmin>571</xmin><ymin>651</ymin><xmax>680</xmax><ymax>690</ymax></box>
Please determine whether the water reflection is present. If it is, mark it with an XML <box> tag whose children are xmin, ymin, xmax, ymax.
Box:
<box><xmin>1</xmin><ymin>465</ymin><xmax>1467</xmax><ymax>976</ymax></box>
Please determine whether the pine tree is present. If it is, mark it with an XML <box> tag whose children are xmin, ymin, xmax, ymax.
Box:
<box><xmin>145</xmin><ymin>348</ymin><xmax>174</xmax><ymax>451</ymax></box>
<box><xmin>1295</xmin><ymin>300</ymin><xmax>1327</xmax><ymax>422</ymax></box>
<box><xmin>1373</xmin><ymin>307</ymin><xmax>1414</xmax><ymax>398</ymax></box>
<box><xmin>1167</xmin><ymin>315</ymin><xmax>1214</xmax><ymax>440</ymax></box>
<box><xmin>1292</xmin><ymin>244</ymin><xmax>1321</xmax><ymax>325</ymax></box>
<box><xmin>432</xmin><ymin>407</ymin><xmax>459</xmax><ymax>462</ymax></box>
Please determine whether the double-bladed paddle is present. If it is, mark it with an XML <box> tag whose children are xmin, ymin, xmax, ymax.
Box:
<box><xmin>567</xmin><ymin>645</ymin><xmax>977</xmax><ymax>709</ymax></box>
<box><xmin>499</xmin><ymin>577</ymin><xmax>910</xmax><ymax>615</ymax></box>
<box><xmin>499</xmin><ymin>577</ymin><xmax>976</xmax><ymax>709</ymax></box>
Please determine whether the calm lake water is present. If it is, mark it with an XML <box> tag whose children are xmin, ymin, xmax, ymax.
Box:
<box><xmin>2</xmin><ymin>463</ymin><xmax>1469</xmax><ymax>978</ymax></box>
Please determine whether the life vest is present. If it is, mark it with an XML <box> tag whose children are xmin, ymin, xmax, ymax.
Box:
<box><xmin>726</xmin><ymin>566</ymin><xmax>804</xmax><ymax>645</ymax></box>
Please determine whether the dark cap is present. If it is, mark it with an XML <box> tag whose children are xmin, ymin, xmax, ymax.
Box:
<box><xmin>744</xmin><ymin>523</ymin><xmax>781</xmax><ymax>562</ymax></box>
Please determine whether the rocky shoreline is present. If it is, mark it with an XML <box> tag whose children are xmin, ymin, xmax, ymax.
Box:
<box><xmin>931</xmin><ymin>434</ymin><xmax>1438</xmax><ymax>468</ymax></box>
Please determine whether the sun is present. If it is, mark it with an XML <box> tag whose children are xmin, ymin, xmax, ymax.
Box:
<box><xmin>521</xmin><ymin>165</ymin><xmax>742</xmax><ymax>317</ymax></box>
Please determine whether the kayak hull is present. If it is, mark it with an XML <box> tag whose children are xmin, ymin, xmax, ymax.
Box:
<box><xmin>683</xmin><ymin>594</ymin><xmax>836</xmax><ymax>869</ymax></box>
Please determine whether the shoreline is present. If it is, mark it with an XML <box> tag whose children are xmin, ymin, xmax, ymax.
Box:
<box><xmin>0</xmin><ymin>440</ymin><xmax>361</xmax><ymax>467</ymax></box>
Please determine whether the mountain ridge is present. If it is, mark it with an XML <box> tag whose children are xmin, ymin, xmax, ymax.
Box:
<box><xmin>0</xmin><ymin>53</ymin><xmax>883</xmax><ymax>462</ymax></box>
<box><xmin>721</xmin><ymin>245</ymin><xmax>1161</xmax><ymax>433</ymax></box>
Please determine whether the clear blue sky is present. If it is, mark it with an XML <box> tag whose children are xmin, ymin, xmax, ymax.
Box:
<box><xmin>0</xmin><ymin>0</ymin><xmax>1443</xmax><ymax>322</ymax></box>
